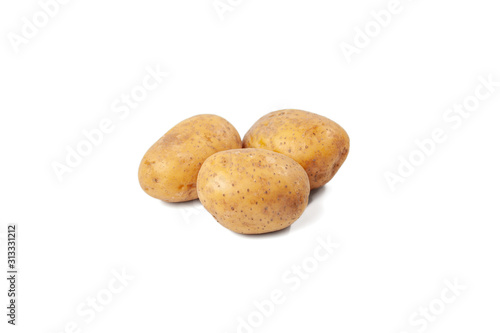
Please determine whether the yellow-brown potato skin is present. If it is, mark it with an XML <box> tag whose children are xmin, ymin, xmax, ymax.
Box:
<box><xmin>243</xmin><ymin>109</ymin><xmax>349</xmax><ymax>189</ymax></box>
<box><xmin>138</xmin><ymin>114</ymin><xmax>241</xmax><ymax>202</ymax></box>
<box><xmin>197</xmin><ymin>149</ymin><xmax>310</xmax><ymax>234</ymax></box>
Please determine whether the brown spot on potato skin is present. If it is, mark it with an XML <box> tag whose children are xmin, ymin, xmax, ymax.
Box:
<box><xmin>242</xmin><ymin>109</ymin><xmax>349</xmax><ymax>189</ymax></box>
<box><xmin>197</xmin><ymin>148</ymin><xmax>310</xmax><ymax>235</ymax></box>
<box><xmin>138</xmin><ymin>114</ymin><xmax>242</xmax><ymax>202</ymax></box>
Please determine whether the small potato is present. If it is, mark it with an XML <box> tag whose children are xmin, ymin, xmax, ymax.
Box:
<box><xmin>243</xmin><ymin>109</ymin><xmax>349</xmax><ymax>189</ymax></box>
<box><xmin>138</xmin><ymin>114</ymin><xmax>241</xmax><ymax>202</ymax></box>
<box><xmin>197</xmin><ymin>148</ymin><xmax>310</xmax><ymax>234</ymax></box>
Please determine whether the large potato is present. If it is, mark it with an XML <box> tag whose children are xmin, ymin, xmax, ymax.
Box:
<box><xmin>197</xmin><ymin>149</ymin><xmax>310</xmax><ymax>234</ymax></box>
<box><xmin>139</xmin><ymin>114</ymin><xmax>241</xmax><ymax>202</ymax></box>
<box><xmin>243</xmin><ymin>109</ymin><xmax>349</xmax><ymax>189</ymax></box>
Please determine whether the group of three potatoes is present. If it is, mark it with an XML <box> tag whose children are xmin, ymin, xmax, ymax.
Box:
<box><xmin>138</xmin><ymin>109</ymin><xmax>350</xmax><ymax>235</ymax></box>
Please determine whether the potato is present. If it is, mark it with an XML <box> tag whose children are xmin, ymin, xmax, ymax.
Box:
<box><xmin>138</xmin><ymin>114</ymin><xmax>241</xmax><ymax>202</ymax></box>
<box><xmin>197</xmin><ymin>148</ymin><xmax>310</xmax><ymax>234</ymax></box>
<box><xmin>243</xmin><ymin>109</ymin><xmax>349</xmax><ymax>189</ymax></box>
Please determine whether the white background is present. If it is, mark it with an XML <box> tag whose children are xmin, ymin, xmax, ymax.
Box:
<box><xmin>1</xmin><ymin>0</ymin><xmax>499</xmax><ymax>332</ymax></box>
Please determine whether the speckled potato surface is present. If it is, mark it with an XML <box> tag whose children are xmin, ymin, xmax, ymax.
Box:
<box><xmin>138</xmin><ymin>114</ymin><xmax>242</xmax><ymax>202</ymax></box>
<box><xmin>197</xmin><ymin>148</ymin><xmax>310</xmax><ymax>234</ymax></box>
<box><xmin>243</xmin><ymin>109</ymin><xmax>349</xmax><ymax>189</ymax></box>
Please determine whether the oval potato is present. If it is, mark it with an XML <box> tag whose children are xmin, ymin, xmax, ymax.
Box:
<box><xmin>243</xmin><ymin>109</ymin><xmax>349</xmax><ymax>189</ymax></box>
<box><xmin>139</xmin><ymin>114</ymin><xmax>241</xmax><ymax>202</ymax></box>
<box><xmin>197</xmin><ymin>148</ymin><xmax>310</xmax><ymax>234</ymax></box>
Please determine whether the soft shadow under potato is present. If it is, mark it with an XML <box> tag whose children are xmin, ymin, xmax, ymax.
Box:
<box><xmin>234</xmin><ymin>225</ymin><xmax>292</xmax><ymax>238</ymax></box>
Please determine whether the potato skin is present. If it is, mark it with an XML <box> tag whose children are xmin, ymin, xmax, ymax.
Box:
<box><xmin>197</xmin><ymin>149</ymin><xmax>310</xmax><ymax>234</ymax></box>
<box><xmin>138</xmin><ymin>114</ymin><xmax>241</xmax><ymax>202</ymax></box>
<box><xmin>243</xmin><ymin>109</ymin><xmax>349</xmax><ymax>189</ymax></box>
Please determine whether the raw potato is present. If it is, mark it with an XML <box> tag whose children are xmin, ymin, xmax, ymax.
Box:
<box><xmin>197</xmin><ymin>149</ymin><xmax>310</xmax><ymax>234</ymax></box>
<box><xmin>138</xmin><ymin>114</ymin><xmax>242</xmax><ymax>202</ymax></box>
<box><xmin>243</xmin><ymin>109</ymin><xmax>349</xmax><ymax>189</ymax></box>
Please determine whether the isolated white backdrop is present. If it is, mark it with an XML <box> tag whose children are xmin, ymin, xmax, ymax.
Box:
<box><xmin>1</xmin><ymin>0</ymin><xmax>499</xmax><ymax>332</ymax></box>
